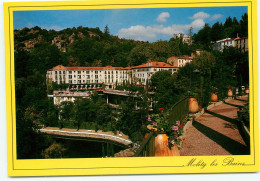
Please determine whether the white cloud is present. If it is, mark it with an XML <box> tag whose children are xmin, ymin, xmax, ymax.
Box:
<box><xmin>41</xmin><ymin>25</ymin><xmax>65</xmax><ymax>31</ymax></box>
<box><xmin>191</xmin><ymin>19</ymin><xmax>205</xmax><ymax>29</ymax></box>
<box><xmin>211</xmin><ymin>14</ymin><xmax>223</xmax><ymax>21</ymax></box>
<box><xmin>117</xmin><ymin>25</ymin><xmax>157</xmax><ymax>41</ymax></box>
<box><xmin>117</xmin><ymin>19</ymin><xmax>205</xmax><ymax>41</ymax></box>
<box><xmin>189</xmin><ymin>12</ymin><xmax>210</xmax><ymax>20</ymax></box>
<box><xmin>156</xmin><ymin>12</ymin><xmax>170</xmax><ymax>23</ymax></box>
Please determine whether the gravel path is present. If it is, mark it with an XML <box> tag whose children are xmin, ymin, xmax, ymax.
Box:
<box><xmin>180</xmin><ymin>97</ymin><xmax>249</xmax><ymax>156</ymax></box>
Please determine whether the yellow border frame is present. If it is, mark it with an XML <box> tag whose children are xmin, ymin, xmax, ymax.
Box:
<box><xmin>4</xmin><ymin>0</ymin><xmax>259</xmax><ymax>176</ymax></box>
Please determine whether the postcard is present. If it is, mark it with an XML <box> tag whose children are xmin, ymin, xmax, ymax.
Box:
<box><xmin>4</xmin><ymin>0</ymin><xmax>259</xmax><ymax>176</ymax></box>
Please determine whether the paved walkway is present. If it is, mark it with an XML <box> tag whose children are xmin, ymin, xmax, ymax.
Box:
<box><xmin>180</xmin><ymin>97</ymin><xmax>249</xmax><ymax>156</ymax></box>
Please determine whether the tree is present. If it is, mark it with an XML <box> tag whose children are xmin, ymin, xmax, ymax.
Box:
<box><xmin>224</xmin><ymin>16</ymin><xmax>233</xmax><ymax>28</ymax></box>
<box><xmin>193</xmin><ymin>24</ymin><xmax>211</xmax><ymax>50</ymax></box>
<box><xmin>127</xmin><ymin>43</ymin><xmax>155</xmax><ymax>66</ymax></box>
<box><xmin>74</xmin><ymin>98</ymin><xmax>93</xmax><ymax>130</ymax></box>
<box><xmin>103</xmin><ymin>25</ymin><xmax>111</xmax><ymax>40</ymax></box>
<box><xmin>150</xmin><ymin>71</ymin><xmax>179</xmax><ymax>110</ymax></box>
<box><xmin>240</xmin><ymin>13</ymin><xmax>248</xmax><ymax>37</ymax></box>
<box><xmin>16</xmin><ymin>107</ymin><xmax>52</xmax><ymax>159</ymax></box>
<box><xmin>211</xmin><ymin>22</ymin><xmax>224</xmax><ymax>41</ymax></box>
<box><xmin>60</xmin><ymin>101</ymin><xmax>75</xmax><ymax>121</ymax></box>
<box><xmin>193</xmin><ymin>52</ymin><xmax>216</xmax><ymax>106</ymax></box>
<box><xmin>42</xmin><ymin>143</ymin><xmax>66</xmax><ymax>158</ymax></box>
<box><xmin>27</xmin><ymin>42</ymin><xmax>61</xmax><ymax>74</ymax></box>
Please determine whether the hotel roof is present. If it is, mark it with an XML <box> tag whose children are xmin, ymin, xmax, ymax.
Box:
<box><xmin>132</xmin><ymin>61</ymin><xmax>178</xmax><ymax>69</ymax></box>
<box><xmin>48</xmin><ymin>61</ymin><xmax>178</xmax><ymax>71</ymax></box>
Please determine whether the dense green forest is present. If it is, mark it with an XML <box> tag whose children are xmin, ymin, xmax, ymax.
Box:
<box><xmin>15</xmin><ymin>13</ymin><xmax>248</xmax><ymax>159</ymax></box>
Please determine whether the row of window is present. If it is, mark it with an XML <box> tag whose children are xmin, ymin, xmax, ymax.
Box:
<box><xmin>54</xmin><ymin>70</ymin><xmax>129</xmax><ymax>75</ymax></box>
<box><xmin>56</xmin><ymin>75</ymin><xmax>128</xmax><ymax>80</ymax></box>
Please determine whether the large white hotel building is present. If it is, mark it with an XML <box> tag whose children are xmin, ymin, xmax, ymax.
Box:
<box><xmin>47</xmin><ymin>60</ymin><xmax>179</xmax><ymax>87</ymax></box>
<box><xmin>46</xmin><ymin>60</ymin><xmax>180</xmax><ymax>105</ymax></box>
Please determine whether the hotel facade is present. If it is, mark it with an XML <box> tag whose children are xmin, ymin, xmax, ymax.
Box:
<box><xmin>46</xmin><ymin>61</ymin><xmax>179</xmax><ymax>105</ymax></box>
<box><xmin>47</xmin><ymin>61</ymin><xmax>179</xmax><ymax>87</ymax></box>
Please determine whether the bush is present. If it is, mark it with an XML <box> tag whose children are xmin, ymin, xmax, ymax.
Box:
<box><xmin>41</xmin><ymin>143</ymin><xmax>66</xmax><ymax>158</ymax></box>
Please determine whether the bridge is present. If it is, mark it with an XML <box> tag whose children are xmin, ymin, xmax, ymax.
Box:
<box><xmin>40</xmin><ymin>127</ymin><xmax>133</xmax><ymax>148</ymax></box>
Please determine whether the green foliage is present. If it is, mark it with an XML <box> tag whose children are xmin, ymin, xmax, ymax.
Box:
<box><xmin>52</xmin><ymin>82</ymin><xmax>69</xmax><ymax>90</ymax></box>
<box><xmin>41</xmin><ymin>143</ymin><xmax>66</xmax><ymax>159</ymax></box>
<box><xmin>27</xmin><ymin>42</ymin><xmax>62</xmax><ymax>74</ymax></box>
<box><xmin>117</xmin><ymin>92</ymin><xmax>150</xmax><ymax>142</ymax></box>
<box><xmin>150</xmin><ymin>71</ymin><xmax>179</xmax><ymax>110</ymax></box>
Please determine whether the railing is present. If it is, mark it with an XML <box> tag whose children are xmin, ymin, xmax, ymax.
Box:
<box><xmin>133</xmin><ymin>132</ymin><xmax>155</xmax><ymax>157</ymax></box>
<box><xmin>134</xmin><ymin>96</ymin><xmax>190</xmax><ymax>157</ymax></box>
<box><xmin>168</xmin><ymin>96</ymin><xmax>190</xmax><ymax>124</ymax></box>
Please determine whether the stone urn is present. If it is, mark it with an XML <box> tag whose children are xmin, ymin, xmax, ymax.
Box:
<box><xmin>228</xmin><ymin>89</ymin><xmax>233</xmax><ymax>97</ymax></box>
<box><xmin>154</xmin><ymin>134</ymin><xmax>180</xmax><ymax>156</ymax></box>
<box><xmin>245</xmin><ymin>88</ymin><xmax>249</xmax><ymax>94</ymax></box>
<box><xmin>211</xmin><ymin>93</ymin><xmax>218</xmax><ymax>102</ymax></box>
<box><xmin>189</xmin><ymin>98</ymin><xmax>199</xmax><ymax>113</ymax></box>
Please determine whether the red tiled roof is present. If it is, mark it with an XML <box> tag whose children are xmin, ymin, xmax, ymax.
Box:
<box><xmin>132</xmin><ymin>61</ymin><xmax>178</xmax><ymax>69</ymax></box>
<box><xmin>48</xmin><ymin>61</ymin><xmax>178</xmax><ymax>71</ymax></box>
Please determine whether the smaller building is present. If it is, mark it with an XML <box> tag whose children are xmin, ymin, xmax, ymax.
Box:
<box><xmin>167</xmin><ymin>56</ymin><xmax>193</xmax><ymax>67</ymax></box>
<box><xmin>131</xmin><ymin>60</ymin><xmax>179</xmax><ymax>85</ymax></box>
<box><xmin>173</xmin><ymin>33</ymin><xmax>192</xmax><ymax>45</ymax></box>
<box><xmin>212</xmin><ymin>37</ymin><xmax>248</xmax><ymax>52</ymax></box>
<box><xmin>234</xmin><ymin>37</ymin><xmax>248</xmax><ymax>52</ymax></box>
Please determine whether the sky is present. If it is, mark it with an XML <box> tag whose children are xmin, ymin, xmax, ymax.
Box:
<box><xmin>13</xmin><ymin>6</ymin><xmax>247</xmax><ymax>42</ymax></box>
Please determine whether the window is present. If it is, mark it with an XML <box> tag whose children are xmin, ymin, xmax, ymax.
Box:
<box><xmin>78</xmin><ymin>75</ymin><xmax>81</xmax><ymax>79</ymax></box>
<box><xmin>69</xmin><ymin>71</ymin><xmax>72</xmax><ymax>74</ymax></box>
<box><xmin>95</xmin><ymin>75</ymin><xmax>98</xmax><ymax>79</ymax></box>
<box><xmin>69</xmin><ymin>80</ymin><xmax>72</xmax><ymax>84</ymax></box>
<box><xmin>69</xmin><ymin>75</ymin><xmax>72</xmax><ymax>79</ymax></box>
<box><xmin>86</xmin><ymin>75</ymin><xmax>90</xmax><ymax>79</ymax></box>
<box><xmin>78</xmin><ymin>71</ymin><xmax>81</xmax><ymax>74</ymax></box>
<box><xmin>86</xmin><ymin>71</ymin><xmax>89</xmax><ymax>74</ymax></box>
<box><xmin>95</xmin><ymin>71</ymin><xmax>98</xmax><ymax>74</ymax></box>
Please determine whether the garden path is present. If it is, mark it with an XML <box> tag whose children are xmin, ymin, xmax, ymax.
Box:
<box><xmin>180</xmin><ymin>97</ymin><xmax>249</xmax><ymax>156</ymax></box>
